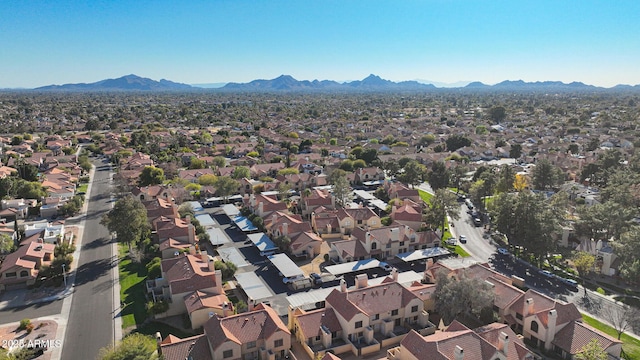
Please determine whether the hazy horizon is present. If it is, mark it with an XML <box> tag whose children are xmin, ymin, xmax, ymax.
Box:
<box><xmin>2</xmin><ymin>1</ymin><xmax>639</xmax><ymax>88</ymax></box>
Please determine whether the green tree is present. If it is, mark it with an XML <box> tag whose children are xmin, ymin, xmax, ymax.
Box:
<box><xmin>445</xmin><ymin>134</ymin><xmax>471</xmax><ymax>152</ymax></box>
<box><xmin>574</xmin><ymin>339</ymin><xmax>608</xmax><ymax>360</ymax></box>
<box><xmin>211</xmin><ymin>156</ymin><xmax>227</xmax><ymax>169</ymax></box>
<box><xmin>427</xmin><ymin>161</ymin><xmax>450</xmax><ymax>190</ymax></box>
<box><xmin>432</xmin><ymin>269</ymin><xmax>495</xmax><ymax>325</ymax></box>
<box><xmin>424</xmin><ymin>189</ymin><xmax>460</xmax><ymax>237</ymax></box>
<box><xmin>613</xmin><ymin>228</ymin><xmax>640</xmax><ymax>284</ymax></box>
<box><xmin>138</xmin><ymin>166</ymin><xmax>165</xmax><ymax>186</ymax></box>
<box><xmin>16</xmin><ymin>180</ymin><xmax>47</xmax><ymax>199</ymax></box>
<box><xmin>509</xmin><ymin>144</ymin><xmax>522</xmax><ymax>159</ymax></box>
<box><xmin>489</xmin><ymin>191</ymin><xmax>559</xmax><ymax>266</ymax></box>
<box><xmin>330</xmin><ymin>170</ymin><xmax>353</xmax><ymax>207</ymax></box>
<box><xmin>495</xmin><ymin>164</ymin><xmax>516</xmax><ymax>193</ymax></box>
<box><xmin>0</xmin><ymin>234</ymin><xmax>15</xmax><ymax>254</ymax></box>
<box><xmin>16</xmin><ymin>163</ymin><xmax>39</xmax><ymax>182</ymax></box>
<box><xmin>273</xmin><ymin>235</ymin><xmax>291</xmax><ymax>253</ymax></box>
<box><xmin>198</xmin><ymin>174</ymin><xmax>218</xmax><ymax>186</ymax></box>
<box><xmin>398</xmin><ymin>160</ymin><xmax>426</xmax><ymax>188</ymax></box>
<box><xmin>214</xmin><ymin>176</ymin><xmax>240</xmax><ymax>203</ymax></box>
<box><xmin>188</xmin><ymin>157</ymin><xmax>206</xmax><ymax>169</ymax></box>
<box><xmin>418</xmin><ymin>134</ymin><xmax>436</xmax><ymax>147</ymax></box>
<box><xmin>277</xmin><ymin>168</ymin><xmax>299</xmax><ymax>176</ymax></box>
<box><xmin>97</xmin><ymin>333</ymin><xmax>160</xmax><ymax>360</ymax></box>
<box><xmin>231</xmin><ymin>166</ymin><xmax>250</xmax><ymax>179</ymax></box>
<box><xmin>531</xmin><ymin>159</ymin><xmax>562</xmax><ymax>191</ymax></box>
<box><xmin>100</xmin><ymin>195</ymin><xmax>150</xmax><ymax>250</ymax></box>
<box><xmin>488</xmin><ymin>106</ymin><xmax>507</xmax><ymax>123</ymax></box>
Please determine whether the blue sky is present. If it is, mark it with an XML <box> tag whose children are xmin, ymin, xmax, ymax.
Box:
<box><xmin>1</xmin><ymin>0</ymin><xmax>639</xmax><ymax>88</ymax></box>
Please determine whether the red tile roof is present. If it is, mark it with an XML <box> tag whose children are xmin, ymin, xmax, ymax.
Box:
<box><xmin>552</xmin><ymin>320</ymin><xmax>622</xmax><ymax>355</ymax></box>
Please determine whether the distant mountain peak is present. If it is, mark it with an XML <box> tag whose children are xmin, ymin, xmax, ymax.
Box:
<box><xmin>35</xmin><ymin>74</ymin><xmax>192</xmax><ymax>91</ymax></box>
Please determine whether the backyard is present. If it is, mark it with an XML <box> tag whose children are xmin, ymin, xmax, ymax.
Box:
<box><xmin>582</xmin><ymin>313</ymin><xmax>640</xmax><ymax>358</ymax></box>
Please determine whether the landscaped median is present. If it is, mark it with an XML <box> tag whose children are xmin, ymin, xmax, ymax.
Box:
<box><xmin>418</xmin><ymin>189</ymin><xmax>470</xmax><ymax>258</ymax></box>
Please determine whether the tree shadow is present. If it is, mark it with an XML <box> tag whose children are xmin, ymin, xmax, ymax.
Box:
<box><xmin>73</xmin><ymin>258</ymin><xmax>115</xmax><ymax>287</ymax></box>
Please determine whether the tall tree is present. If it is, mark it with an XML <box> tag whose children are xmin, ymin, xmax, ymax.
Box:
<box><xmin>214</xmin><ymin>176</ymin><xmax>240</xmax><ymax>203</ymax></box>
<box><xmin>509</xmin><ymin>144</ymin><xmax>522</xmax><ymax>159</ymax></box>
<box><xmin>495</xmin><ymin>164</ymin><xmax>516</xmax><ymax>193</ymax></box>
<box><xmin>100</xmin><ymin>195</ymin><xmax>149</xmax><ymax>250</ymax></box>
<box><xmin>432</xmin><ymin>269</ymin><xmax>495</xmax><ymax>325</ymax></box>
<box><xmin>231</xmin><ymin>166</ymin><xmax>250</xmax><ymax>179</ymax></box>
<box><xmin>489</xmin><ymin>191</ymin><xmax>559</xmax><ymax>266</ymax></box>
<box><xmin>427</xmin><ymin>161</ymin><xmax>450</xmax><ymax>190</ymax></box>
<box><xmin>531</xmin><ymin>159</ymin><xmax>562</xmax><ymax>191</ymax></box>
<box><xmin>0</xmin><ymin>233</ymin><xmax>15</xmax><ymax>254</ymax></box>
<box><xmin>398</xmin><ymin>160</ymin><xmax>426</xmax><ymax>188</ymax></box>
<box><xmin>601</xmin><ymin>303</ymin><xmax>640</xmax><ymax>340</ymax></box>
<box><xmin>612</xmin><ymin>228</ymin><xmax>640</xmax><ymax>284</ymax></box>
<box><xmin>445</xmin><ymin>134</ymin><xmax>471</xmax><ymax>152</ymax></box>
<box><xmin>488</xmin><ymin>106</ymin><xmax>507</xmax><ymax>123</ymax></box>
<box><xmin>330</xmin><ymin>170</ymin><xmax>353</xmax><ymax>207</ymax></box>
<box><xmin>424</xmin><ymin>189</ymin><xmax>460</xmax><ymax>237</ymax></box>
<box><xmin>450</xmin><ymin>165</ymin><xmax>468</xmax><ymax>194</ymax></box>
<box><xmin>138</xmin><ymin>166</ymin><xmax>165</xmax><ymax>186</ymax></box>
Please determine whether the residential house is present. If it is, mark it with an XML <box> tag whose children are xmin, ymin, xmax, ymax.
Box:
<box><xmin>132</xmin><ymin>185</ymin><xmax>174</xmax><ymax>202</ymax></box>
<box><xmin>390</xmin><ymin>199</ymin><xmax>423</xmax><ymax>230</ymax></box>
<box><xmin>159</xmin><ymin>303</ymin><xmax>291</xmax><ymax>360</ymax></box>
<box><xmin>154</xmin><ymin>216</ymin><xmax>197</xmax><ymax>258</ymax></box>
<box><xmin>246</xmin><ymin>193</ymin><xmax>288</xmax><ymax>219</ymax></box>
<box><xmin>178</xmin><ymin>168</ymin><xmax>215</xmax><ymax>183</ymax></box>
<box><xmin>268</xmin><ymin>212</ymin><xmax>321</xmax><ymax>258</ymax></box>
<box><xmin>387</xmin><ymin>321</ymin><xmax>533</xmax><ymax>360</ymax></box>
<box><xmin>355</xmin><ymin>167</ymin><xmax>385</xmax><ymax>184</ymax></box>
<box><xmin>0</xmin><ymin>241</ymin><xmax>55</xmax><ymax>290</ymax></box>
<box><xmin>330</xmin><ymin>223</ymin><xmax>439</xmax><ymax>263</ymax></box>
<box><xmin>300</xmin><ymin>189</ymin><xmax>335</xmax><ymax>219</ymax></box>
<box><xmin>146</xmin><ymin>250</ymin><xmax>228</xmax><ymax>324</ymax></box>
<box><xmin>289</xmin><ymin>274</ymin><xmax>435</xmax><ymax>359</ymax></box>
<box><xmin>385</xmin><ymin>182</ymin><xmax>421</xmax><ymax>204</ymax></box>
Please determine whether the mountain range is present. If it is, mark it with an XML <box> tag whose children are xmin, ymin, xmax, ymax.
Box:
<box><xmin>28</xmin><ymin>74</ymin><xmax>640</xmax><ymax>92</ymax></box>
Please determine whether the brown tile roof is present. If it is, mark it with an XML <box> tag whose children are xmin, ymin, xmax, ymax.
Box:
<box><xmin>160</xmin><ymin>334</ymin><xmax>211</xmax><ymax>360</ymax></box>
<box><xmin>204</xmin><ymin>304</ymin><xmax>290</xmax><ymax>351</ymax></box>
<box><xmin>326</xmin><ymin>281</ymin><xmax>418</xmax><ymax>320</ymax></box>
<box><xmin>184</xmin><ymin>290</ymin><xmax>232</xmax><ymax>314</ymax></box>
<box><xmin>552</xmin><ymin>321</ymin><xmax>622</xmax><ymax>355</ymax></box>
<box><xmin>294</xmin><ymin>308</ymin><xmax>342</xmax><ymax>339</ymax></box>
<box><xmin>331</xmin><ymin>238</ymin><xmax>369</xmax><ymax>259</ymax></box>
<box><xmin>161</xmin><ymin>254</ymin><xmax>217</xmax><ymax>295</ymax></box>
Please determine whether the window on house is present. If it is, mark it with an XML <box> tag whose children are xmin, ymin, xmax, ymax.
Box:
<box><xmin>331</xmin><ymin>331</ymin><xmax>337</xmax><ymax>339</ymax></box>
<box><xmin>357</xmin><ymin>220</ymin><xmax>362</xmax><ymax>225</ymax></box>
<box><xmin>355</xmin><ymin>321</ymin><xmax>363</xmax><ymax>328</ymax></box>
<box><xmin>5</xmin><ymin>272</ymin><xmax>16</xmax><ymax>278</ymax></box>
<box><xmin>373</xmin><ymin>314</ymin><xmax>379</xmax><ymax>321</ymax></box>
<box><xmin>20</xmin><ymin>270</ymin><xmax>29</xmax><ymax>277</ymax></box>
<box><xmin>223</xmin><ymin>350</ymin><xmax>233</xmax><ymax>358</ymax></box>
<box><xmin>315</xmin><ymin>336</ymin><xmax>321</xmax><ymax>341</ymax></box>
<box><xmin>274</xmin><ymin>339</ymin><xmax>284</xmax><ymax>348</ymax></box>
<box><xmin>411</xmin><ymin>305</ymin><xmax>419</xmax><ymax>313</ymax></box>
<box><xmin>531</xmin><ymin>320</ymin><xmax>539</xmax><ymax>333</ymax></box>
<box><xmin>247</xmin><ymin>341</ymin><xmax>256</xmax><ymax>349</ymax></box>
<box><xmin>391</xmin><ymin>309</ymin><xmax>398</xmax><ymax>316</ymax></box>
<box><xmin>386</xmin><ymin>244</ymin><xmax>391</xmax><ymax>248</ymax></box>
<box><xmin>399</xmin><ymin>241</ymin><xmax>405</xmax><ymax>246</ymax></box>
<box><xmin>516</xmin><ymin>313</ymin><xmax>523</xmax><ymax>320</ymax></box>
<box><xmin>371</xmin><ymin>242</ymin><xmax>377</xmax><ymax>250</ymax></box>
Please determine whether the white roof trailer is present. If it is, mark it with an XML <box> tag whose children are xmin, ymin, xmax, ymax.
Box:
<box><xmin>247</xmin><ymin>232</ymin><xmax>278</xmax><ymax>256</ymax></box>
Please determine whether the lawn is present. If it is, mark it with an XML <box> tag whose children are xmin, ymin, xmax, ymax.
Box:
<box><xmin>581</xmin><ymin>313</ymin><xmax>640</xmax><ymax>358</ymax></box>
<box><xmin>134</xmin><ymin>320</ymin><xmax>196</xmax><ymax>340</ymax></box>
<box><xmin>118</xmin><ymin>244</ymin><xmax>150</xmax><ymax>330</ymax></box>
<box><xmin>76</xmin><ymin>183</ymin><xmax>88</xmax><ymax>194</ymax></box>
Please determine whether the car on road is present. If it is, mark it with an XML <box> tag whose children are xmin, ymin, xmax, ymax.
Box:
<box><xmin>446</xmin><ymin>237</ymin><xmax>457</xmax><ymax>246</ymax></box>
<box><xmin>497</xmin><ymin>248</ymin><xmax>509</xmax><ymax>255</ymax></box>
<box><xmin>473</xmin><ymin>218</ymin><xmax>482</xmax><ymax>227</ymax></box>
<box><xmin>458</xmin><ymin>235</ymin><xmax>467</xmax><ymax>244</ymax></box>
<box><xmin>539</xmin><ymin>270</ymin><xmax>554</xmax><ymax>278</ymax></box>
<box><xmin>560</xmin><ymin>278</ymin><xmax>578</xmax><ymax>288</ymax></box>
<box><xmin>379</xmin><ymin>262</ymin><xmax>393</xmax><ymax>271</ymax></box>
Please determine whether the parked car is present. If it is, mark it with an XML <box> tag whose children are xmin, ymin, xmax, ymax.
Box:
<box><xmin>446</xmin><ymin>237</ymin><xmax>457</xmax><ymax>246</ymax></box>
<box><xmin>473</xmin><ymin>218</ymin><xmax>482</xmax><ymax>227</ymax></box>
<box><xmin>562</xmin><ymin>278</ymin><xmax>578</xmax><ymax>289</ymax></box>
<box><xmin>497</xmin><ymin>248</ymin><xmax>509</xmax><ymax>255</ymax></box>
<box><xmin>310</xmin><ymin>272</ymin><xmax>323</xmax><ymax>285</ymax></box>
<box><xmin>379</xmin><ymin>262</ymin><xmax>393</xmax><ymax>271</ymax></box>
<box><xmin>540</xmin><ymin>270</ymin><xmax>554</xmax><ymax>278</ymax></box>
<box><xmin>459</xmin><ymin>235</ymin><xmax>467</xmax><ymax>244</ymax></box>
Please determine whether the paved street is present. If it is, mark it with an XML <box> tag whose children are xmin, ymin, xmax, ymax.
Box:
<box><xmin>62</xmin><ymin>159</ymin><xmax>118</xmax><ymax>360</ymax></box>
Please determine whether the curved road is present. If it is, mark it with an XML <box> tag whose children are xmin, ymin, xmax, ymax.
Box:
<box><xmin>62</xmin><ymin>159</ymin><xmax>118</xmax><ymax>360</ymax></box>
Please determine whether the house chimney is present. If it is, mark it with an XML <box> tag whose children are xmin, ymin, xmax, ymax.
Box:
<box><xmin>185</xmin><ymin>215</ymin><xmax>191</xmax><ymax>224</ymax></box>
<box><xmin>426</xmin><ymin>258</ymin><xmax>434</xmax><ymax>269</ymax></box>
<box><xmin>155</xmin><ymin>331</ymin><xmax>162</xmax><ymax>348</ymax></box>
<box><xmin>525</xmin><ymin>298</ymin><xmax>534</xmax><ymax>317</ymax></box>
<box><xmin>454</xmin><ymin>345</ymin><xmax>464</xmax><ymax>360</ymax></box>
<box><xmin>391</xmin><ymin>268</ymin><xmax>399</xmax><ymax>281</ymax></box>
<box><xmin>272</xmin><ymin>213</ymin><xmax>278</xmax><ymax>226</ymax></box>
<box><xmin>498</xmin><ymin>331</ymin><xmax>509</xmax><ymax>355</ymax></box>
<box><xmin>545</xmin><ymin>309</ymin><xmax>558</xmax><ymax>351</ymax></box>
<box><xmin>282</xmin><ymin>222</ymin><xmax>289</xmax><ymax>236</ymax></box>
<box><xmin>189</xmin><ymin>245</ymin><xmax>196</xmax><ymax>255</ymax></box>
<box><xmin>356</xmin><ymin>274</ymin><xmax>368</xmax><ymax>289</ymax></box>
<box><xmin>340</xmin><ymin>278</ymin><xmax>347</xmax><ymax>292</ymax></box>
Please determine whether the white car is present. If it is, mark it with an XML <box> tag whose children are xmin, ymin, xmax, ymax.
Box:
<box><xmin>540</xmin><ymin>270</ymin><xmax>554</xmax><ymax>278</ymax></box>
<box><xmin>379</xmin><ymin>262</ymin><xmax>393</xmax><ymax>271</ymax></box>
<box><xmin>446</xmin><ymin>237</ymin><xmax>457</xmax><ymax>246</ymax></box>
<box><xmin>458</xmin><ymin>235</ymin><xmax>467</xmax><ymax>244</ymax></box>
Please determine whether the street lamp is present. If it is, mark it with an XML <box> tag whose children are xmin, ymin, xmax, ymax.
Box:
<box><xmin>61</xmin><ymin>263</ymin><xmax>67</xmax><ymax>287</ymax></box>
